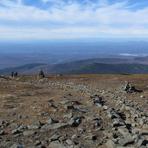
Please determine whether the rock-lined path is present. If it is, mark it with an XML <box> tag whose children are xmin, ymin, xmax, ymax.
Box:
<box><xmin>0</xmin><ymin>75</ymin><xmax>147</xmax><ymax>148</ymax></box>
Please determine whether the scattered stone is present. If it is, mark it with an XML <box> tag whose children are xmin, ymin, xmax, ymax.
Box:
<box><xmin>11</xmin><ymin>125</ymin><xmax>27</xmax><ymax>134</ymax></box>
<box><xmin>48</xmin><ymin>99</ymin><xmax>57</xmax><ymax>108</ymax></box>
<box><xmin>10</xmin><ymin>144</ymin><xmax>24</xmax><ymax>148</ymax></box>
<box><xmin>112</xmin><ymin>118</ymin><xmax>125</xmax><ymax>127</ymax></box>
<box><xmin>123</xmin><ymin>82</ymin><xmax>143</xmax><ymax>93</ymax></box>
<box><xmin>0</xmin><ymin>120</ymin><xmax>9</xmax><ymax>127</ymax></box>
<box><xmin>35</xmin><ymin>140</ymin><xmax>41</xmax><ymax>146</ymax></box>
<box><xmin>93</xmin><ymin>118</ymin><xmax>102</xmax><ymax>128</ymax></box>
<box><xmin>103</xmin><ymin>105</ymin><xmax>108</xmax><ymax>110</ymax></box>
<box><xmin>66</xmin><ymin>139</ymin><xmax>73</xmax><ymax>145</ymax></box>
<box><xmin>27</xmin><ymin>121</ymin><xmax>43</xmax><ymax>130</ymax></box>
<box><xmin>0</xmin><ymin>75</ymin><xmax>147</xmax><ymax>148</ymax></box>
<box><xmin>49</xmin><ymin>133</ymin><xmax>61</xmax><ymax>142</ymax></box>
<box><xmin>74</xmin><ymin>106</ymin><xmax>89</xmax><ymax>113</ymax></box>
<box><xmin>47</xmin><ymin>117</ymin><xmax>59</xmax><ymax>124</ymax></box>
<box><xmin>0</xmin><ymin>130</ymin><xmax>5</xmax><ymax>135</ymax></box>
<box><xmin>105</xmin><ymin>140</ymin><xmax>116</xmax><ymax>148</ymax></box>
<box><xmin>41</xmin><ymin>123</ymin><xmax>69</xmax><ymax>130</ymax></box>
<box><xmin>48</xmin><ymin>141</ymin><xmax>66</xmax><ymax>148</ymax></box>
<box><xmin>64</xmin><ymin>112</ymin><xmax>73</xmax><ymax>119</ymax></box>
<box><xmin>91</xmin><ymin>95</ymin><xmax>105</xmax><ymax>107</ymax></box>
<box><xmin>137</xmin><ymin>138</ymin><xmax>148</xmax><ymax>147</ymax></box>
<box><xmin>107</xmin><ymin>108</ymin><xmax>126</xmax><ymax>120</ymax></box>
<box><xmin>68</xmin><ymin>117</ymin><xmax>84</xmax><ymax>127</ymax></box>
<box><xmin>118</xmin><ymin>136</ymin><xmax>135</xmax><ymax>146</ymax></box>
<box><xmin>23</xmin><ymin>130</ymin><xmax>36</xmax><ymax>136</ymax></box>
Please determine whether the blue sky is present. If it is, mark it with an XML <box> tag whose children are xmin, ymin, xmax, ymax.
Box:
<box><xmin>0</xmin><ymin>0</ymin><xmax>148</xmax><ymax>40</ymax></box>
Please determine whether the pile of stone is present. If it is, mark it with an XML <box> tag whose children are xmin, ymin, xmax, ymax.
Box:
<box><xmin>123</xmin><ymin>82</ymin><xmax>143</xmax><ymax>93</ymax></box>
<box><xmin>91</xmin><ymin>95</ymin><xmax>105</xmax><ymax>107</ymax></box>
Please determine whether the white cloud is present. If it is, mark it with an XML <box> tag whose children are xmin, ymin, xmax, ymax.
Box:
<box><xmin>0</xmin><ymin>0</ymin><xmax>148</xmax><ymax>40</ymax></box>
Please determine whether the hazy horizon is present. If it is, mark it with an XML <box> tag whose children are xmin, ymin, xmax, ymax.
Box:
<box><xmin>1</xmin><ymin>0</ymin><xmax>148</xmax><ymax>71</ymax></box>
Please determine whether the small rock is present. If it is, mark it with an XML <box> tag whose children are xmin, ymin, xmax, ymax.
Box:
<box><xmin>49</xmin><ymin>133</ymin><xmax>61</xmax><ymax>142</ymax></box>
<box><xmin>41</xmin><ymin>123</ymin><xmax>69</xmax><ymax>130</ymax></box>
<box><xmin>91</xmin><ymin>95</ymin><xmax>105</xmax><ymax>107</ymax></box>
<box><xmin>118</xmin><ymin>137</ymin><xmax>135</xmax><ymax>146</ymax></box>
<box><xmin>47</xmin><ymin>117</ymin><xmax>59</xmax><ymax>124</ymax></box>
<box><xmin>10</xmin><ymin>144</ymin><xmax>24</xmax><ymax>148</ymax></box>
<box><xmin>23</xmin><ymin>130</ymin><xmax>36</xmax><ymax>136</ymax></box>
<box><xmin>0</xmin><ymin>130</ymin><xmax>5</xmax><ymax>135</ymax></box>
<box><xmin>48</xmin><ymin>141</ymin><xmax>66</xmax><ymax>148</ymax></box>
<box><xmin>48</xmin><ymin>100</ymin><xmax>57</xmax><ymax>108</ymax></box>
<box><xmin>66</xmin><ymin>139</ymin><xmax>73</xmax><ymax>145</ymax></box>
<box><xmin>93</xmin><ymin>118</ymin><xmax>102</xmax><ymax>128</ymax></box>
<box><xmin>105</xmin><ymin>140</ymin><xmax>116</xmax><ymax>148</ymax></box>
<box><xmin>112</xmin><ymin>118</ymin><xmax>125</xmax><ymax>127</ymax></box>
<box><xmin>64</xmin><ymin>112</ymin><xmax>73</xmax><ymax>119</ymax></box>
<box><xmin>35</xmin><ymin>140</ymin><xmax>41</xmax><ymax>146</ymax></box>
<box><xmin>11</xmin><ymin>125</ymin><xmax>26</xmax><ymax>134</ymax></box>
<box><xmin>68</xmin><ymin>117</ymin><xmax>84</xmax><ymax>127</ymax></box>
<box><xmin>27</xmin><ymin>121</ymin><xmax>43</xmax><ymax>130</ymax></box>
<box><xmin>103</xmin><ymin>105</ymin><xmax>108</xmax><ymax>110</ymax></box>
<box><xmin>137</xmin><ymin>138</ymin><xmax>148</xmax><ymax>147</ymax></box>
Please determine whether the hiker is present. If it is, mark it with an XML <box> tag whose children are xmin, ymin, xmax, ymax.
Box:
<box><xmin>11</xmin><ymin>72</ymin><xmax>14</xmax><ymax>77</ymax></box>
<box><xmin>14</xmin><ymin>72</ymin><xmax>18</xmax><ymax>77</ymax></box>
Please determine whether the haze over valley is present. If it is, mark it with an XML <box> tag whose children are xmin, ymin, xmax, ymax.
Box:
<box><xmin>1</xmin><ymin>40</ymin><xmax>148</xmax><ymax>74</ymax></box>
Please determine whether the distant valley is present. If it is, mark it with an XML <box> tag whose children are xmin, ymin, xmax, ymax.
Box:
<box><xmin>1</xmin><ymin>41</ymin><xmax>148</xmax><ymax>74</ymax></box>
<box><xmin>1</xmin><ymin>56</ymin><xmax>148</xmax><ymax>74</ymax></box>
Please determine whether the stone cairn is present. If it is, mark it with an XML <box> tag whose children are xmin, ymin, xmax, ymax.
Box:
<box><xmin>38</xmin><ymin>70</ymin><xmax>45</xmax><ymax>79</ymax></box>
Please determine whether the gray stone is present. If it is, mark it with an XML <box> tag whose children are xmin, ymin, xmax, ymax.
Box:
<box><xmin>49</xmin><ymin>133</ymin><xmax>61</xmax><ymax>142</ymax></box>
<box><xmin>66</xmin><ymin>139</ymin><xmax>73</xmax><ymax>145</ymax></box>
<box><xmin>11</xmin><ymin>125</ymin><xmax>27</xmax><ymax>134</ymax></box>
<box><xmin>27</xmin><ymin>125</ymin><xmax>40</xmax><ymax>130</ymax></box>
<box><xmin>41</xmin><ymin>123</ymin><xmax>69</xmax><ymax>130</ymax></box>
<box><xmin>93</xmin><ymin>118</ymin><xmax>102</xmax><ymax>128</ymax></box>
<box><xmin>27</xmin><ymin>121</ymin><xmax>43</xmax><ymax>130</ymax></box>
<box><xmin>91</xmin><ymin>95</ymin><xmax>105</xmax><ymax>106</ymax></box>
<box><xmin>35</xmin><ymin>140</ymin><xmax>41</xmax><ymax>146</ymax></box>
<box><xmin>105</xmin><ymin>140</ymin><xmax>116</xmax><ymax>148</ymax></box>
<box><xmin>68</xmin><ymin>117</ymin><xmax>83</xmax><ymax>127</ymax></box>
<box><xmin>0</xmin><ymin>120</ymin><xmax>9</xmax><ymax>128</ymax></box>
<box><xmin>107</xmin><ymin>108</ymin><xmax>120</xmax><ymax>119</ymax></box>
<box><xmin>48</xmin><ymin>141</ymin><xmax>66</xmax><ymax>148</ymax></box>
<box><xmin>0</xmin><ymin>130</ymin><xmax>5</xmax><ymax>135</ymax></box>
<box><xmin>64</xmin><ymin>112</ymin><xmax>73</xmax><ymax>119</ymax></box>
<box><xmin>48</xmin><ymin>99</ymin><xmax>57</xmax><ymax>108</ymax></box>
<box><xmin>11</xmin><ymin>129</ymin><xmax>21</xmax><ymax>134</ymax></box>
<box><xmin>118</xmin><ymin>137</ymin><xmax>135</xmax><ymax>146</ymax></box>
<box><xmin>118</xmin><ymin>127</ymin><xmax>131</xmax><ymax>137</ymax></box>
<box><xmin>10</xmin><ymin>144</ymin><xmax>24</xmax><ymax>148</ymax></box>
<box><xmin>140</xmin><ymin>130</ymin><xmax>148</xmax><ymax>136</ymax></box>
<box><xmin>47</xmin><ymin>117</ymin><xmax>59</xmax><ymax>124</ymax></box>
<box><xmin>137</xmin><ymin>138</ymin><xmax>148</xmax><ymax>147</ymax></box>
<box><xmin>112</xmin><ymin>118</ymin><xmax>125</xmax><ymax>127</ymax></box>
<box><xmin>103</xmin><ymin>105</ymin><xmax>108</xmax><ymax>110</ymax></box>
<box><xmin>23</xmin><ymin>130</ymin><xmax>36</xmax><ymax>136</ymax></box>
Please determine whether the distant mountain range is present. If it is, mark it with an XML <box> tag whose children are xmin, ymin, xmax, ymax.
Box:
<box><xmin>1</xmin><ymin>57</ymin><xmax>148</xmax><ymax>74</ymax></box>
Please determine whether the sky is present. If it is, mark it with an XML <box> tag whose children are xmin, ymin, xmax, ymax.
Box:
<box><xmin>0</xmin><ymin>0</ymin><xmax>148</xmax><ymax>41</ymax></box>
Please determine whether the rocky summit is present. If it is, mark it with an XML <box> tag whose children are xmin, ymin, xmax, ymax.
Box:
<box><xmin>0</xmin><ymin>74</ymin><xmax>148</xmax><ymax>148</ymax></box>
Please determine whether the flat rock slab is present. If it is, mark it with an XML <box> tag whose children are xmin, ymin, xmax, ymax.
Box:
<box><xmin>41</xmin><ymin>123</ymin><xmax>69</xmax><ymax>130</ymax></box>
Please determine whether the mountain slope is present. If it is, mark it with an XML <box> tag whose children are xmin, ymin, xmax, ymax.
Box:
<box><xmin>66</xmin><ymin>63</ymin><xmax>148</xmax><ymax>74</ymax></box>
<box><xmin>1</xmin><ymin>59</ymin><xmax>148</xmax><ymax>74</ymax></box>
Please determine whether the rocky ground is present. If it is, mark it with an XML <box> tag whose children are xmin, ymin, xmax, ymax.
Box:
<box><xmin>0</xmin><ymin>74</ymin><xmax>147</xmax><ymax>148</ymax></box>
